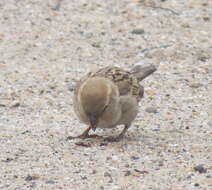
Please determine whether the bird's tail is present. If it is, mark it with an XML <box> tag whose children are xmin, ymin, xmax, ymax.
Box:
<box><xmin>130</xmin><ymin>64</ymin><xmax>157</xmax><ymax>82</ymax></box>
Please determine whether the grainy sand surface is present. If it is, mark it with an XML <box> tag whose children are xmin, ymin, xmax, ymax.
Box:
<box><xmin>0</xmin><ymin>0</ymin><xmax>211</xmax><ymax>189</ymax></box>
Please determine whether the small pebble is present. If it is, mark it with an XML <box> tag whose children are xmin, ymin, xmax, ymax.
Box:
<box><xmin>10</xmin><ymin>101</ymin><xmax>20</xmax><ymax>108</ymax></box>
<box><xmin>81</xmin><ymin>176</ymin><xmax>87</xmax><ymax>180</ymax></box>
<box><xmin>25</xmin><ymin>174</ymin><xmax>39</xmax><ymax>181</ymax></box>
<box><xmin>131</xmin><ymin>156</ymin><xmax>140</xmax><ymax>160</ymax></box>
<box><xmin>45</xmin><ymin>180</ymin><xmax>56</xmax><ymax>184</ymax></box>
<box><xmin>100</xmin><ymin>142</ymin><xmax>108</xmax><ymax>146</ymax></box>
<box><xmin>2</xmin><ymin>158</ymin><xmax>13</xmax><ymax>163</ymax></box>
<box><xmin>189</xmin><ymin>82</ymin><xmax>202</xmax><ymax>88</ymax></box>
<box><xmin>45</xmin><ymin>18</ymin><xmax>52</xmax><ymax>22</ymax></box>
<box><xmin>198</xmin><ymin>56</ymin><xmax>208</xmax><ymax>62</ymax></box>
<box><xmin>145</xmin><ymin>107</ymin><xmax>158</xmax><ymax>113</ymax></box>
<box><xmin>125</xmin><ymin>171</ymin><xmax>131</xmax><ymax>176</ymax></box>
<box><xmin>193</xmin><ymin>165</ymin><xmax>207</xmax><ymax>173</ymax></box>
<box><xmin>104</xmin><ymin>172</ymin><xmax>111</xmax><ymax>177</ymax></box>
<box><xmin>131</xmin><ymin>29</ymin><xmax>145</xmax><ymax>35</ymax></box>
<box><xmin>67</xmin><ymin>81</ymin><xmax>75</xmax><ymax>92</ymax></box>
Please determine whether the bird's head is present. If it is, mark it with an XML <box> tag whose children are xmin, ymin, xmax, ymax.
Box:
<box><xmin>78</xmin><ymin>77</ymin><xmax>118</xmax><ymax>130</ymax></box>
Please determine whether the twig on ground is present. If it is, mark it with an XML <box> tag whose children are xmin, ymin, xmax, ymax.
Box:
<box><xmin>141</xmin><ymin>44</ymin><xmax>173</xmax><ymax>53</ymax></box>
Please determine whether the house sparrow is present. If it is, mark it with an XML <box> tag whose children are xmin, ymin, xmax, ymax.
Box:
<box><xmin>68</xmin><ymin>64</ymin><xmax>157</xmax><ymax>141</ymax></box>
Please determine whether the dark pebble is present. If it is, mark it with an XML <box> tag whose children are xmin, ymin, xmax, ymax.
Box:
<box><xmin>25</xmin><ymin>175</ymin><xmax>39</xmax><ymax>181</ymax></box>
<box><xmin>100</xmin><ymin>142</ymin><xmax>108</xmax><ymax>146</ymax></box>
<box><xmin>194</xmin><ymin>183</ymin><xmax>199</xmax><ymax>187</ymax></box>
<box><xmin>131</xmin><ymin>29</ymin><xmax>145</xmax><ymax>35</ymax></box>
<box><xmin>131</xmin><ymin>156</ymin><xmax>140</xmax><ymax>160</ymax></box>
<box><xmin>21</xmin><ymin>130</ymin><xmax>31</xmax><ymax>135</ymax></box>
<box><xmin>194</xmin><ymin>165</ymin><xmax>207</xmax><ymax>173</ymax></box>
<box><xmin>45</xmin><ymin>18</ymin><xmax>52</xmax><ymax>22</ymax></box>
<box><xmin>125</xmin><ymin>171</ymin><xmax>131</xmax><ymax>176</ymax></box>
<box><xmin>81</xmin><ymin>176</ymin><xmax>87</xmax><ymax>180</ymax></box>
<box><xmin>2</xmin><ymin>158</ymin><xmax>13</xmax><ymax>163</ymax></box>
<box><xmin>198</xmin><ymin>56</ymin><xmax>208</xmax><ymax>62</ymax></box>
<box><xmin>11</xmin><ymin>102</ymin><xmax>20</xmax><ymax>108</ymax></box>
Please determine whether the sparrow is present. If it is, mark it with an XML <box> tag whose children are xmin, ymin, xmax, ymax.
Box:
<box><xmin>68</xmin><ymin>64</ymin><xmax>157</xmax><ymax>141</ymax></box>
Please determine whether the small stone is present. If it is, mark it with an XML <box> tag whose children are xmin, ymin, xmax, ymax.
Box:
<box><xmin>194</xmin><ymin>165</ymin><xmax>207</xmax><ymax>173</ymax></box>
<box><xmin>198</xmin><ymin>56</ymin><xmax>208</xmax><ymax>62</ymax></box>
<box><xmin>131</xmin><ymin>29</ymin><xmax>145</xmax><ymax>35</ymax></box>
<box><xmin>134</xmin><ymin>169</ymin><xmax>149</xmax><ymax>174</ymax></box>
<box><xmin>67</xmin><ymin>81</ymin><xmax>75</xmax><ymax>92</ymax></box>
<box><xmin>203</xmin><ymin>17</ymin><xmax>210</xmax><ymax>22</ymax></box>
<box><xmin>125</xmin><ymin>171</ymin><xmax>131</xmax><ymax>176</ymax></box>
<box><xmin>158</xmin><ymin>160</ymin><xmax>164</xmax><ymax>166</ymax></box>
<box><xmin>189</xmin><ymin>83</ymin><xmax>202</xmax><ymax>88</ymax></box>
<box><xmin>81</xmin><ymin>176</ymin><xmax>87</xmax><ymax>180</ymax></box>
<box><xmin>2</xmin><ymin>158</ymin><xmax>13</xmax><ymax>163</ymax></box>
<box><xmin>45</xmin><ymin>180</ymin><xmax>56</xmax><ymax>184</ymax></box>
<box><xmin>104</xmin><ymin>172</ymin><xmax>113</xmax><ymax>183</ymax></box>
<box><xmin>194</xmin><ymin>183</ymin><xmax>199</xmax><ymax>187</ymax></box>
<box><xmin>25</xmin><ymin>174</ymin><xmax>39</xmax><ymax>181</ymax></box>
<box><xmin>104</xmin><ymin>172</ymin><xmax>111</xmax><ymax>177</ymax></box>
<box><xmin>145</xmin><ymin>107</ymin><xmax>158</xmax><ymax>113</ymax></box>
<box><xmin>45</xmin><ymin>18</ymin><xmax>52</xmax><ymax>22</ymax></box>
<box><xmin>21</xmin><ymin>130</ymin><xmax>31</xmax><ymax>135</ymax></box>
<box><xmin>131</xmin><ymin>156</ymin><xmax>139</xmax><ymax>160</ymax></box>
<box><xmin>48</xmin><ymin>83</ymin><xmax>56</xmax><ymax>90</ymax></box>
<box><xmin>91</xmin><ymin>42</ymin><xmax>101</xmax><ymax>48</ymax></box>
<box><xmin>10</xmin><ymin>101</ymin><xmax>20</xmax><ymax>108</ymax></box>
<box><xmin>100</xmin><ymin>142</ymin><xmax>108</xmax><ymax>146</ymax></box>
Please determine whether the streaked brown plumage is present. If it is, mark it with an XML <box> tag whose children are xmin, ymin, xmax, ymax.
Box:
<box><xmin>68</xmin><ymin>65</ymin><xmax>156</xmax><ymax>141</ymax></box>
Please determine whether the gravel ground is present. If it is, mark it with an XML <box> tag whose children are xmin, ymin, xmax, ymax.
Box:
<box><xmin>0</xmin><ymin>0</ymin><xmax>211</xmax><ymax>189</ymax></box>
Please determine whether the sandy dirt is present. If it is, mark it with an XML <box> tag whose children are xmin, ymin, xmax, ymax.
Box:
<box><xmin>0</xmin><ymin>0</ymin><xmax>211</xmax><ymax>189</ymax></box>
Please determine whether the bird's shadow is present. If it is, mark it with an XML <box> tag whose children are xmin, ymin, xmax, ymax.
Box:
<box><xmin>66</xmin><ymin>130</ymin><xmax>144</xmax><ymax>148</ymax></box>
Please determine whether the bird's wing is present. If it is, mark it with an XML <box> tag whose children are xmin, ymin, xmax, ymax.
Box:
<box><xmin>90</xmin><ymin>66</ymin><xmax>143</xmax><ymax>102</ymax></box>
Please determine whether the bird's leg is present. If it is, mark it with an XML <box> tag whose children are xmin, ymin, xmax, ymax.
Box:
<box><xmin>105</xmin><ymin>125</ymin><xmax>130</xmax><ymax>142</ymax></box>
<box><xmin>67</xmin><ymin>126</ymin><xmax>99</xmax><ymax>140</ymax></box>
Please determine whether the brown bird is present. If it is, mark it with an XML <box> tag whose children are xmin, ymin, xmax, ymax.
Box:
<box><xmin>68</xmin><ymin>64</ymin><xmax>156</xmax><ymax>141</ymax></box>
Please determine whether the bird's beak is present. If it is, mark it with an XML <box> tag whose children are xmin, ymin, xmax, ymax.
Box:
<box><xmin>89</xmin><ymin>116</ymin><xmax>98</xmax><ymax>131</ymax></box>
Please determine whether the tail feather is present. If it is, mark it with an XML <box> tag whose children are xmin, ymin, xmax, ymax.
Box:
<box><xmin>130</xmin><ymin>64</ymin><xmax>157</xmax><ymax>81</ymax></box>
